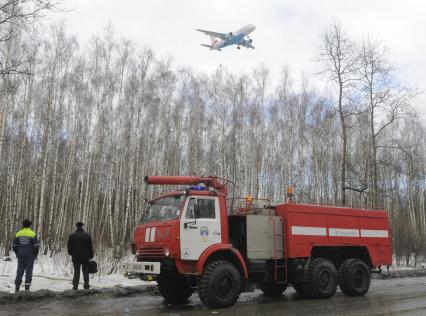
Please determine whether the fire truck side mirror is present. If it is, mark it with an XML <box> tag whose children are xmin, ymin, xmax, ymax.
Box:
<box><xmin>184</xmin><ymin>205</ymin><xmax>198</xmax><ymax>229</ymax></box>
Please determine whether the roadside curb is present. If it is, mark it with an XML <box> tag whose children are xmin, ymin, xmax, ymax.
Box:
<box><xmin>0</xmin><ymin>284</ymin><xmax>158</xmax><ymax>305</ymax></box>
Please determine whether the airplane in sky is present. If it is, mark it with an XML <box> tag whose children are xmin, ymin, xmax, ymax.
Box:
<box><xmin>197</xmin><ymin>24</ymin><xmax>256</xmax><ymax>51</ymax></box>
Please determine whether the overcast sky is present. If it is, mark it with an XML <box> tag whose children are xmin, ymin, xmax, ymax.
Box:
<box><xmin>53</xmin><ymin>0</ymin><xmax>425</xmax><ymax>118</ymax></box>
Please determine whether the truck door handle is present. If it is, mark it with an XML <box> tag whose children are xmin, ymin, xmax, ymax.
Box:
<box><xmin>184</xmin><ymin>222</ymin><xmax>198</xmax><ymax>229</ymax></box>
<box><xmin>213</xmin><ymin>232</ymin><xmax>221</xmax><ymax>235</ymax></box>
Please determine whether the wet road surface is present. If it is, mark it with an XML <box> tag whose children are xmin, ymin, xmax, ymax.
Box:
<box><xmin>2</xmin><ymin>276</ymin><xmax>426</xmax><ymax>316</ymax></box>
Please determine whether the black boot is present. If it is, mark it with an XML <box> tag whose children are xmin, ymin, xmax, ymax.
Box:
<box><xmin>24</xmin><ymin>284</ymin><xmax>30</xmax><ymax>291</ymax></box>
<box><xmin>84</xmin><ymin>284</ymin><xmax>90</xmax><ymax>290</ymax></box>
<box><xmin>15</xmin><ymin>284</ymin><xmax>20</xmax><ymax>293</ymax></box>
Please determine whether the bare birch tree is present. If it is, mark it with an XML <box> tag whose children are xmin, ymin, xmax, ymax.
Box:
<box><xmin>318</xmin><ymin>22</ymin><xmax>360</xmax><ymax>205</ymax></box>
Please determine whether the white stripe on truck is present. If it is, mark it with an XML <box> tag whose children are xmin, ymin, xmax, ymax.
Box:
<box><xmin>145</xmin><ymin>228</ymin><xmax>150</xmax><ymax>242</ymax></box>
<box><xmin>291</xmin><ymin>226</ymin><xmax>388</xmax><ymax>238</ymax></box>
<box><xmin>150</xmin><ymin>227</ymin><xmax>156</xmax><ymax>242</ymax></box>
<box><xmin>360</xmin><ymin>229</ymin><xmax>389</xmax><ymax>238</ymax></box>
<box><xmin>291</xmin><ymin>226</ymin><xmax>327</xmax><ymax>236</ymax></box>
<box><xmin>329</xmin><ymin>228</ymin><xmax>360</xmax><ymax>237</ymax></box>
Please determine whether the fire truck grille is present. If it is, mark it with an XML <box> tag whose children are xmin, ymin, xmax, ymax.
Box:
<box><xmin>139</xmin><ymin>247</ymin><xmax>164</xmax><ymax>258</ymax></box>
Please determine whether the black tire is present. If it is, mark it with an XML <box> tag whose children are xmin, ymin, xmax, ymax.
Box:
<box><xmin>157</xmin><ymin>274</ymin><xmax>194</xmax><ymax>303</ymax></box>
<box><xmin>260</xmin><ymin>282</ymin><xmax>287</xmax><ymax>297</ymax></box>
<box><xmin>199</xmin><ymin>260</ymin><xmax>242</xmax><ymax>308</ymax></box>
<box><xmin>339</xmin><ymin>259</ymin><xmax>370</xmax><ymax>296</ymax></box>
<box><xmin>291</xmin><ymin>281</ymin><xmax>305</xmax><ymax>295</ymax></box>
<box><xmin>303</xmin><ymin>258</ymin><xmax>337</xmax><ymax>299</ymax></box>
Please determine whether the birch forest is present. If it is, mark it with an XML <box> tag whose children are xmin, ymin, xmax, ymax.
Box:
<box><xmin>1</xmin><ymin>1</ymin><xmax>425</xmax><ymax>266</ymax></box>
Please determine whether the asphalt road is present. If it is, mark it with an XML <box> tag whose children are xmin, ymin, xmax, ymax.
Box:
<box><xmin>2</xmin><ymin>276</ymin><xmax>426</xmax><ymax>316</ymax></box>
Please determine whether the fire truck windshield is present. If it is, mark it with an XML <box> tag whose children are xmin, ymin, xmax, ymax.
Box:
<box><xmin>141</xmin><ymin>195</ymin><xmax>186</xmax><ymax>223</ymax></box>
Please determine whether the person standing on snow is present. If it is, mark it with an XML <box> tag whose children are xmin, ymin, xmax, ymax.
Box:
<box><xmin>12</xmin><ymin>219</ymin><xmax>40</xmax><ymax>293</ymax></box>
<box><xmin>67</xmin><ymin>222</ymin><xmax>94</xmax><ymax>290</ymax></box>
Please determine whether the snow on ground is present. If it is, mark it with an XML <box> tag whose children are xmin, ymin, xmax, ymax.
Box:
<box><xmin>0</xmin><ymin>252</ymin><xmax>154</xmax><ymax>293</ymax></box>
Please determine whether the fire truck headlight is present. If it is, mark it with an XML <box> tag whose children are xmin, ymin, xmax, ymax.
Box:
<box><xmin>164</xmin><ymin>248</ymin><xmax>170</xmax><ymax>257</ymax></box>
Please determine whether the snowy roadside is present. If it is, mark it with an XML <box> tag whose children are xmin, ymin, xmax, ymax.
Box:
<box><xmin>0</xmin><ymin>253</ymin><xmax>154</xmax><ymax>294</ymax></box>
<box><xmin>0</xmin><ymin>284</ymin><xmax>159</xmax><ymax>305</ymax></box>
<box><xmin>372</xmin><ymin>266</ymin><xmax>426</xmax><ymax>279</ymax></box>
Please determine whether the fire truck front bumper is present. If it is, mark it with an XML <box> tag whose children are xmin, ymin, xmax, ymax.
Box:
<box><xmin>122</xmin><ymin>261</ymin><xmax>161</xmax><ymax>275</ymax></box>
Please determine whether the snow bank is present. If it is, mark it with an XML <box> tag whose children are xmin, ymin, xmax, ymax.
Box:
<box><xmin>373</xmin><ymin>267</ymin><xmax>426</xmax><ymax>279</ymax></box>
<box><xmin>0</xmin><ymin>285</ymin><xmax>158</xmax><ymax>305</ymax></box>
<box><xmin>0</xmin><ymin>252</ymin><xmax>154</xmax><ymax>294</ymax></box>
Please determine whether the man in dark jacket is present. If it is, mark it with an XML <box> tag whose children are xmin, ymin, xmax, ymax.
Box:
<box><xmin>67</xmin><ymin>222</ymin><xmax>94</xmax><ymax>290</ymax></box>
<box><xmin>13</xmin><ymin>219</ymin><xmax>40</xmax><ymax>293</ymax></box>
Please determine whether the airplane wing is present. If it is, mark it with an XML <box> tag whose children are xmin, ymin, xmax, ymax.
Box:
<box><xmin>196</xmin><ymin>29</ymin><xmax>226</xmax><ymax>40</ymax></box>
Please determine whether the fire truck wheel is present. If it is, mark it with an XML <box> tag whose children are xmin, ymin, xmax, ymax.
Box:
<box><xmin>339</xmin><ymin>259</ymin><xmax>370</xmax><ymax>296</ymax></box>
<box><xmin>260</xmin><ymin>282</ymin><xmax>287</xmax><ymax>297</ymax></box>
<box><xmin>157</xmin><ymin>274</ymin><xmax>194</xmax><ymax>303</ymax></box>
<box><xmin>199</xmin><ymin>260</ymin><xmax>242</xmax><ymax>308</ymax></box>
<box><xmin>303</xmin><ymin>258</ymin><xmax>337</xmax><ymax>299</ymax></box>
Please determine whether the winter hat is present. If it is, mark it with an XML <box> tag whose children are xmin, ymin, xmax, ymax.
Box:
<box><xmin>23</xmin><ymin>219</ymin><xmax>32</xmax><ymax>228</ymax></box>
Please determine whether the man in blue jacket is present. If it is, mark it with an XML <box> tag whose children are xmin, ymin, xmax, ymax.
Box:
<box><xmin>12</xmin><ymin>219</ymin><xmax>40</xmax><ymax>293</ymax></box>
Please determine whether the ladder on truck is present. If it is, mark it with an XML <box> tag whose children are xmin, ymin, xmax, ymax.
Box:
<box><xmin>272</xmin><ymin>217</ymin><xmax>287</xmax><ymax>284</ymax></box>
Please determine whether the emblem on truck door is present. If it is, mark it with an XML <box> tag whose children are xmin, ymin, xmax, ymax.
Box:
<box><xmin>182</xmin><ymin>248</ymin><xmax>191</xmax><ymax>258</ymax></box>
<box><xmin>200</xmin><ymin>226</ymin><xmax>209</xmax><ymax>241</ymax></box>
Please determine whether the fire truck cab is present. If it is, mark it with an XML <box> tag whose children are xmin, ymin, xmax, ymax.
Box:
<box><xmin>122</xmin><ymin>176</ymin><xmax>392</xmax><ymax>309</ymax></box>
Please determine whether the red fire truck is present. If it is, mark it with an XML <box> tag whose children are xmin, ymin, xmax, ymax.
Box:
<box><xmin>122</xmin><ymin>176</ymin><xmax>392</xmax><ymax>308</ymax></box>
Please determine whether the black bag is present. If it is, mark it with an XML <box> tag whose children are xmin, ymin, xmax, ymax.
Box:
<box><xmin>88</xmin><ymin>260</ymin><xmax>98</xmax><ymax>274</ymax></box>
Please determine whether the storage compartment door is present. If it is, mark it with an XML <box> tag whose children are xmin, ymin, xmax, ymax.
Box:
<box><xmin>247</xmin><ymin>215</ymin><xmax>284</xmax><ymax>259</ymax></box>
